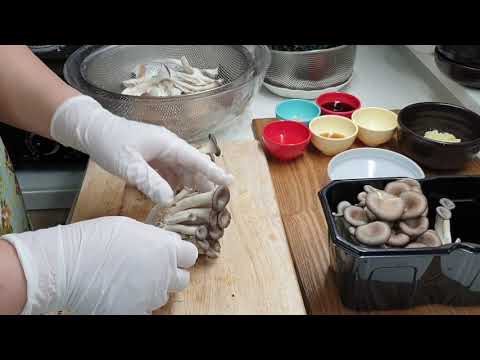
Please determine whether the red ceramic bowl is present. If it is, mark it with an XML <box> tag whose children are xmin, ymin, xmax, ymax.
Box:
<box><xmin>315</xmin><ymin>92</ymin><xmax>362</xmax><ymax>118</ymax></box>
<box><xmin>262</xmin><ymin>120</ymin><xmax>312</xmax><ymax>161</ymax></box>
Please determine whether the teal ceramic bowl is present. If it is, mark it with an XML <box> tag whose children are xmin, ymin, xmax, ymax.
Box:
<box><xmin>275</xmin><ymin>99</ymin><xmax>321</xmax><ymax>126</ymax></box>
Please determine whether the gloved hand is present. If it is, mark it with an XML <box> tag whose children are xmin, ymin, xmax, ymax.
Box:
<box><xmin>50</xmin><ymin>95</ymin><xmax>234</xmax><ymax>206</ymax></box>
<box><xmin>2</xmin><ymin>216</ymin><xmax>197</xmax><ymax>315</ymax></box>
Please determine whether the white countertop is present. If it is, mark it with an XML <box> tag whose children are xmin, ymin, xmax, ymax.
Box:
<box><xmin>406</xmin><ymin>46</ymin><xmax>480</xmax><ymax>114</ymax></box>
<box><xmin>219</xmin><ymin>45</ymin><xmax>463</xmax><ymax>142</ymax></box>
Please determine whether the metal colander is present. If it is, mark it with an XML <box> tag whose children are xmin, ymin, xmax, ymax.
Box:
<box><xmin>64</xmin><ymin>45</ymin><xmax>271</xmax><ymax>144</ymax></box>
<box><xmin>265</xmin><ymin>45</ymin><xmax>357</xmax><ymax>91</ymax></box>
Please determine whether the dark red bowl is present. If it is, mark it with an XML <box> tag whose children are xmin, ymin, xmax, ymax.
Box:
<box><xmin>316</xmin><ymin>92</ymin><xmax>362</xmax><ymax>118</ymax></box>
<box><xmin>262</xmin><ymin>120</ymin><xmax>312</xmax><ymax>161</ymax></box>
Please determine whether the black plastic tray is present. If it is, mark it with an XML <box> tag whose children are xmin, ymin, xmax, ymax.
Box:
<box><xmin>319</xmin><ymin>176</ymin><xmax>480</xmax><ymax>311</ymax></box>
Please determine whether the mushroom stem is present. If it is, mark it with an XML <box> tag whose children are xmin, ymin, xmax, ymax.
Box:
<box><xmin>163</xmin><ymin>224</ymin><xmax>208</xmax><ymax>241</ymax></box>
<box><xmin>164</xmin><ymin>211</ymin><xmax>197</xmax><ymax>225</ymax></box>
<box><xmin>435</xmin><ymin>206</ymin><xmax>452</xmax><ymax>245</ymax></box>
<box><xmin>198</xmin><ymin>134</ymin><xmax>221</xmax><ymax>160</ymax></box>
<box><xmin>174</xmin><ymin>188</ymin><xmax>197</xmax><ymax>202</ymax></box>
<box><xmin>170</xmin><ymin>185</ymin><xmax>230</xmax><ymax>213</ymax></box>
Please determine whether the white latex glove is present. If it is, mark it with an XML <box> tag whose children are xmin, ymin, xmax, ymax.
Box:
<box><xmin>50</xmin><ymin>95</ymin><xmax>234</xmax><ymax>206</ymax></box>
<box><xmin>2</xmin><ymin>216</ymin><xmax>197</xmax><ymax>315</ymax></box>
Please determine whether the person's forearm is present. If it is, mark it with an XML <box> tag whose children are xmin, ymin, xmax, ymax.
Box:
<box><xmin>0</xmin><ymin>45</ymin><xmax>80</xmax><ymax>139</ymax></box>
<box><xmin>0</xmin><ymin>239</ymin><xmax>27</xmax><ymax>314</ymax></box>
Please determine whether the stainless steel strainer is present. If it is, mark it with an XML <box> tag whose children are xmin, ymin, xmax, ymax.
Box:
<box><xmin>64</xmin><ymin>45</ymin><xmax>270</xmax><ymax>144</ymax></box>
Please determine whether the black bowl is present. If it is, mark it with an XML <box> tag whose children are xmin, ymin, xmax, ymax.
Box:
<box><xmin>397</xmin><ymin>102</ymin><xmax>480</xmax><ymax>170</ymax></box>
<box><xmin>435</xmin><ymin>48</ymin><xmax>480</xmax><ymax>88</ymax></box>
<box><xmin>436</xmin><ymin>45</ymin><xmax>480</xmax><ymax>69</ymax></box>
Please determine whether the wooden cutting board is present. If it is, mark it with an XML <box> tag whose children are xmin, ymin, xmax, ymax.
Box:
<box><xmin>252</xmin><ymin>118</ymin><xmax>480</xmax><ymax>315</ymax></box>
<box><xmin>69</xmin><ymin>141</ymin><xmax>306</xmax><ymax>315</ymax></box>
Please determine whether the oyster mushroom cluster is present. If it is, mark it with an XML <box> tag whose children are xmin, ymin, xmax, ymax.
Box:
<box><xmin>145</xmin><ymin>135</ymin><xmax>232</xmax><ymax>259</ymax></box>
<box><xmin>333</xmin><ymin>179</ymin><xmax>457</xmax><ymax>249</ymax></box>
<box><xmin>121</xmin><ymin>56</ymin><xmax>225</xmax><ymax>97</ymax></box>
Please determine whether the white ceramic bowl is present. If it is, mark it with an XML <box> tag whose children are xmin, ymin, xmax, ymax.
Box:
<box><xmin>327</xmin><ymin>147</ymin><xmax>425</xmax><ymax>181</ymax></box>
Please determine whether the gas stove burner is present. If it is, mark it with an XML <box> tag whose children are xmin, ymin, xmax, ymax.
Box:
<box><xmin>26</xmin><ymin>133</ymin><xmax>61</xmax><ymax>158</ymax></box>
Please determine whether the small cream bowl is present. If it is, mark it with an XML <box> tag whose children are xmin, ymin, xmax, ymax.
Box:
<box><xmin>309</xmin><ymin>115</ymin><xmax>358</xmax><ymax>156</ymax></box>
<box><xmin>352</xmin><ymin>107</ymin><xmax>398</xmax><ymax>146</ymax></box>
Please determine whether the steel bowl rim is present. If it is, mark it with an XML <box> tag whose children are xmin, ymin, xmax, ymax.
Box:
<box><xmin>269</xmin><ymin>44</ymin><xmax>351</xmax><ymax>56</ymax></box>
<box><xmin>64</xmin><ymin>45</ymin><xmax>271</xmax><ymax>103</ymax></box>
<box><xmin>397</xmin><ymin>101</ymin><xmax>480</xmax><ymax>147</ymax></box>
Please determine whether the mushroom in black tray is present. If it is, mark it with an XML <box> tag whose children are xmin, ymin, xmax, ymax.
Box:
<box><xmin>365</xmin><ymin>190</ymin><xmax>405</xmax><ymax>221</ymax></box>
<box><xmin>435</xmin><ymin>206</ymin><xmax>453</xmax><ymax>245</ymax></box>
<box><xmin>333</xmin><ymin>179</ymin><xmax>455</xmax><ymax>249</ymax></box>
<box><xmin>399</xmin><ymin>191</ymin><xmax>428</xmax><ymax>220</ymax></box>
<box><xmin>355</xmin><ymin>221</ymin><xmax>392</xmax><ymax>246</ymax></box>
<box><xmin>398</xmin><ymin>217</ymin><xmax>429</xmax><ymax>238</ymax></box>
<box><xmin>387</xmin><ymin>231</ymin><xmax>411</xmax><ymax>247</ymax></box>
<box><xmin>343</xmin><ymin>206</ymin><xmax>369</xmax><ymax>227</ymax></box>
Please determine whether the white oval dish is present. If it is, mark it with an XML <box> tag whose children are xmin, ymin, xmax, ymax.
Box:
<box><xmin>327</xmin><ymin>148</ymin><xmax>425</xmax><ymax>181</ymax></box>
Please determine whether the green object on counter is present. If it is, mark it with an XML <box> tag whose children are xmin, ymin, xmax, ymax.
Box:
<box><xmin>0</xmin><ymin>137</ymin><xmax>31</xmax><ymax>236</ymax></box>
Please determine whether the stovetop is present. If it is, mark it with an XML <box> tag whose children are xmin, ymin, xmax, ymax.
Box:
<box><xmin>5</xmin><ymin>45</ymin><xmax>88</xmax><ymax>210</ymax></box>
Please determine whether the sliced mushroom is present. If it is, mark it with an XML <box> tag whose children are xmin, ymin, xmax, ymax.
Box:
<box><xmin>365</xmin><ymin>191</ymin><xmax>405</xmax><ymax>221</ymax></box>
<box><xmin>439</xmin><ymin>198</ymin><xmax>456</xmax><ymax>211</ymax></box>
<box><xmin>387</xmin><ymin>231</ymin><xmax>411</xmax><ymax>247</ymax></box>
<box><xmin>435</xmin><ymin>206</ymin><xmax>452</xmax><ymax>245</ymax></box>
<box><xmin>384</xmin><ymin>181</ymin><xmax>411</xmax><ymax>196</ymax></box>
<box><xmin>398</xmin><ymin>217</ymin><xmax>429</xmax><ymax>238</ymax></box>
<box><xmin>355</xmin><ymin>221</ymin><xmax>391</xmax><ymax>246</ymax></box>
<box><xmin>416</xmin><ymin>230</ymin><xmax>442</xmax><ymax>247</ymax></box>
<box><xmin>399</xmin><ymin>191</ymin><xmax>428</xmax><ymax>220</ymax></box>
<box><xmin>344</xmin><ymin>206</ymin><xmax>369</xmax><ymax>227</ymax></box>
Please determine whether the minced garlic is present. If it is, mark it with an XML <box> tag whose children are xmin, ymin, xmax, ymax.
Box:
<box><xmin>424</xmin><ymin>130</ymin><xmax>461</xmax><ymax>143</ymax></box>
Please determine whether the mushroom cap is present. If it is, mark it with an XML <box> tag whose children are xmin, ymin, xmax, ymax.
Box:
<box><xmin>355</xmin><ymin>221</ymin><xmax>392</xmax><ymax>246</ymax></box>
<box><xmin>366</xmin><ymin>191</ymin><xmax>405</xmax><ymax>221</ymax></box>
<box><xmin>399</xmin><ymin>191</ymin><xmax>428</xmax><ymax>220</ymax></box>
<box><xmin>421</xmin><ymin>207</ymin><xmax>429</xmax><ymax>217</ymax></box>
<box><xmin>436</xmin><ymin>206</ymin><xmax>452</xmax><ymax>220</ymax></box>
<box><xmin>387</xmin><ymin>231</ymin><xmax>411</xmax><ymax>247</ymax></box>
<box><xmin>344</xmin><ymin>206</ymin><xmax>369</xmax><ymax>227</ymax></box>
<box><xmin>208</xmin><ymin>226</ymin><xmax>224</xmax><ymax>241</ymax></box>
<box><xmin>364</xmin><ymin>185</ymin><xmax>383</xmax><ymax>193</ymax></box>
<box><xmin>217</xmin><ymin>209</ymin><xmax>232</xmax><ymax>229</ymax></box>
<box><xmin>212</xmin><ymin>185</ymin><xmax>230</xmax><ymax>211</ymax></box>
<box><xmin>348</xmin><ymin>226</ymin><xmax>356</xmax><ymax>236</ymax></box>
<box><xmin>384</xmin><ymin>181</ymin><xmax>411</xmax><ymax>196</ymax></box>
<box><xmin>439</xmin><ymin>198</ymin><xmax>456</xmax><ymax>211</ymax></box>
<box><xmin>195</xmin><ymin>225</ymin><xmax>208</xmax><ymax>241</ymax></box>
<box><xmin>357</xmin><ymin>192</ymin><xmax>367</xmax><ymax>206</ymax></box>
<box><xmin>416</xmin><ymin>230</ymin><xmax>442</xmax><ymax>247</ymax></box>
<box><xmin>398</xmin><ymin>217</ymin><xmax>429</xmax><ymax>238</ymax></box>
<box><xmin>335</xmin><ymin>201</ymin><xmax>352</xmax><ymax>216</ymax></box>
<box><xmin>365</xmin><ymin>207</ymin><xmax>377</xmax><ymax>221</ymax></box>
<box><xmin>398</xmin><ymin>178</ymin><xmax>422</xmax><ymax>192</ymax></box>
<box><xmin>406</xmin><ymin>242</ymin><xmax>427</xmax><ymax>249</ymax></box>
